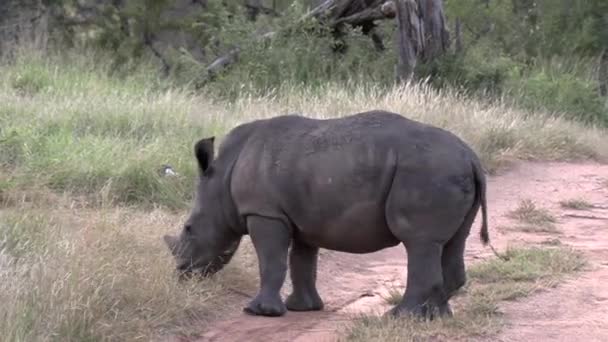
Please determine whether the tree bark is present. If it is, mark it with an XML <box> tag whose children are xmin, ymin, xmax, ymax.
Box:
<box><xmin>394</xmin><ymin>0</ymin><xmax>420</xmax><ymax>82</ymax></box>
<box><xmin>418</xmin><ymin>0</ymin><xmax>449</xmax><ymax>61</ymax></box>
<box><xmin>393</xmin><ymin>0</ymin><xmax>449</xmax><ymax>82</ymax></box>
<box><xmin>599</xmin><ymin>49</ymin><xmax>608</xmax><ymax>97</ymax></box>
<box><xmin>454</xmin><ymin>16</ymin><xmax>462</xmax><ymax>53</ymax></box>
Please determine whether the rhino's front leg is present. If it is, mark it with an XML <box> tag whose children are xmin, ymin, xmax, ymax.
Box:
<box><xmin>244</xmin><ymin>216</ymin><xmax>291</xmax><ymax>317</ymax></box>
<box><xmin>286</xmin><ymin>239</ymin><xmax>323</xmax><ymax>311</ymax></box>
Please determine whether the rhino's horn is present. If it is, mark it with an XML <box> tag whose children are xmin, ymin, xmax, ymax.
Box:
<box><xmin>163</xmin><ymin>234</ymin><xmax>179</xmax><ymax>256</ymax></box>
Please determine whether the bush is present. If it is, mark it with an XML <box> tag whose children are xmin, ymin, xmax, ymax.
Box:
<box><xmin>205</xmin><ymin>11</ymin><xmax>396</xmax><ymax>99</ymax></box>
<box><xmin>9</xmin><ymin>63</ymin><xmax>51</xmax><ymax>96</ymax></box>
<box><xmin>418</xmin><ymin>40</ymin><xmax>522</xmax><ymax>95</ymax></box>
<box><xmin>506</xmin><ymin>68</ymin><xmax>607</xmax><ymax>125</ymax></box>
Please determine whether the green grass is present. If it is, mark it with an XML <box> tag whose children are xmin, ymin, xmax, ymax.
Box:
<box><xmin>559</xmin><ymin>198</ymin><xmax>594</xmax><ymax>210</ymax></box>
<box><xmin>342</xmin><ymin>246</ymin><xmax>586</xmax><ymax>342</ymax></box>
<box><xmin>1</xmin><ymin>50</ymin><xmax>607</xmax><ymax>212</ymax></box>
<box><xmin>467</xmin><ymin>246</ymin><xmax>585</xmax><ymax>283</ymax></box>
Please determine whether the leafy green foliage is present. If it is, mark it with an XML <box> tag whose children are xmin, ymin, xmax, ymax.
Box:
<box><xmin>208</xmin><ymin>10</ymin><xmax>396</xmax><ymax>98</ymax></box>
<box><xmin>431</xmin><ymin>0</ymin><xmax>608</xmax><ymax>125</ymax></box>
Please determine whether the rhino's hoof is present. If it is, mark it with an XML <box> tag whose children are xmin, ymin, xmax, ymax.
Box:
<box><xmin>439</xmin><ymin>302</ymin><xmax>453</xmax><ymax>317</ymax></box>
<box><xmin>286</xmin><ymin>292</ymin><xmax>324</xmax><ymax>311</ymax></box>
<box><xmin>386</xmin><ymin>302</ymin><xmax>450</xmax><ymax>321</ymax></box>
<box><xmin>243</xmin><ymin>296</ymin><xmax>287</xmax><ymax>317</ymax></box>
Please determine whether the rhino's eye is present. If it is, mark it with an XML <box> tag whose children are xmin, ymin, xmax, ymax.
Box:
<box><xmin>184</xmin><ymin>224</ymin><xmax>193</xmax><ymax>234</ymax></box>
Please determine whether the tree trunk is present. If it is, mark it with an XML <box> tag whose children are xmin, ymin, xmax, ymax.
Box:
<box><xmin>418</xmin><ymin>0</ymin><xmax>449</xmax><ymax>61</ymax></box>
<box><xmin>394</xmin><ymin>0</ymin><xmax>420</xmax><ymax>82</ymax></box>
<box><xmin>393</xmin><ymin>0</ymin><xmax>449</xmax><ymax>82</ymax></box>
<box><xmin>454</xmin><ymin>16</ymin><xmax>462</xmax><ymax>53</ymax></box>
<box><xmin>599</xmin><ymin>49</ymin><xmax>608</xmax><ymax>97</ymax></box>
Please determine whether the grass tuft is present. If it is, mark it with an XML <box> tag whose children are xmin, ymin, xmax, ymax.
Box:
<box><xmin>559</xmin><ymin>198</ymin><xmax>594</xmax><ymax>210</ymax></box>
<box><xmin>507</xmin><ymin>199</ymin><xmax>557</xmax><ymax>232</ymax></box>
<box><xmin>342</xmin><ymin>246</ymin><xmax>586</xmax><ymax>341</ymax></box>
<box><xmin>381</xmin><ymin>287</ymin><xmax>405</xmax><ymax>306</ymax></box>
<box><xmin>541</xmin><ymin>238</ymin><xmax>563</xmax><ymax>246</ymax></box>
<box><xmin>467</xmin><ymin>246</ymin><xmax>586</xmax><ymax>284</ymax></box>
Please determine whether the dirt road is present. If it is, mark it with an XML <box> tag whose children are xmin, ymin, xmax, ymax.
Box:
<box><xmin>181</xmin><ymin>162</ymin><xmax>608</xmax><ymax>342</ymax></box>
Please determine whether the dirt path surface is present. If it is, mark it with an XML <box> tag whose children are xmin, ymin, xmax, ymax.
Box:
<box><xmin>183</xmin><ymin>162</ymin><xmax>608</xmax><ymax>342</ymax></box>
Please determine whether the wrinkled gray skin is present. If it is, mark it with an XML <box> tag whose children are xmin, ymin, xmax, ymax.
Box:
<box><xmin>164</xmin><ymin>110</ymin><xmax>490</xmax><ymax>319</ymax></box>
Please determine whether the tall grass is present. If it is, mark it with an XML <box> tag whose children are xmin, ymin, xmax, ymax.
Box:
<box><xmin>2</xmin><ymin>49</ymin><xmax>607</xmax><ymax>210</ymax></box>
<box><xmin>0</xmin><ymin>47</ymin><xmax>607</xmax><ymax>340</ymax></box>
<box><xmin>0</xmin><ymin>207</ymin><xmax>257</xmax><ymax>341</ymax></box>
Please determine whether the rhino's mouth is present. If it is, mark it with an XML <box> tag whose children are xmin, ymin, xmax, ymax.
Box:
<box><xmin>176</xmin><ymin>239</ymin><xmax>241</xmax><ymax>279</ymax></box>
<box><xmin>177</xmin><ymin>258</ymin><xmax>223</xmax><ymax>278</ymax></box>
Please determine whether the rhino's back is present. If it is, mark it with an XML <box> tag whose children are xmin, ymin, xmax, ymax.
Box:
<box><xmin>229</xmin><ymin>110</ymin><xmax>475</xmax><ymax>252</ymax></box>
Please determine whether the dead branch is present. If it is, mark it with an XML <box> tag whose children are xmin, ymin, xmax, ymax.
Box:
<box><xmin>599</xmin><ymin>48</ymin><xmax>607</xmax><ymax>97</ymax></box>
<box><xmin>201</xmin><ymin>0</ymin><xmax>397</xmax><ymax>79</ymax></box>
<box><xmin>332</xmin><ymin>5</ymin><xmax>395</xmax><ymax>26</ymax></box>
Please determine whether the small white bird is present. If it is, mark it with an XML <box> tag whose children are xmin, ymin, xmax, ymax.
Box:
<box><xmin>159</xmin><ymin>164</ymin><xmax>178</xmax><ymax>177</ymax></box>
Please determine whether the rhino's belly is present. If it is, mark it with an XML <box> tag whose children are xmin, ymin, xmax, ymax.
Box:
<box><xmin>295</xmin><ymin>200</ymin><xmax>400</xmax><ymax>253</ymax></box>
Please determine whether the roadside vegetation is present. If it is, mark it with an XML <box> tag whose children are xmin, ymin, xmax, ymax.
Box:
<box><xmin>2</xmin><ymin>49</ymin><xmax>607</xmax><ymax>209</ymax></box>
<box><xmin>0</xmin><ymin>44</ymin><xmax>606</xmax><ymax>340</ymax></box>
<box><xmin>0</xmin><ymin>39</ymin><xmax>606</xmax><ymax>339</ymax></box>
<box><xmin>4</xmin><ymin>1</ymin><xmax>608</xmax><ymax>333</ymax></box>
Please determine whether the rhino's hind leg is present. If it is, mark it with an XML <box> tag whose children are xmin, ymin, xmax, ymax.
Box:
<box><xmin>442</xmin><ymin>209</ymin><xmax>476</xmax><ymax>304</ymax></box>
<box><xmin>387</xmin><ymin>241</ymin><xmax>448</xmax><ymax>319</ymax></box>
<box><xmin>244</xmin><ymin>216</ymin><xmax>291</xmax><ymax>317</ymax></box>
<box><xmin>286</xmin><ymin>239</ymin><xmax>324</xmax><ymax>311</ymax></box>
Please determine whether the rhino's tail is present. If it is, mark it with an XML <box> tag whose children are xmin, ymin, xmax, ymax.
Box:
<box><xmin>471</xmin><ymin>159</ymin><xmax>489</xmax><ymax>245</ymax></box>
<box><xmin>472</xmin><ymin>159</ymin><xmax>508</xmax><ymax>260</ymax></box>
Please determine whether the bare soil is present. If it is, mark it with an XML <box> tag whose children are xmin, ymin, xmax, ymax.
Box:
<box><xmin>170</xmin><ymin>162</ymin><xmax>608</xmax><ymax>342</ymax></box>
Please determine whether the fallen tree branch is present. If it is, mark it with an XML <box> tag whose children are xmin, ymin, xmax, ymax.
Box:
<box><xmin>332</xmin><ymin>4</ymin><xmax>395</xmax><ymax>26</ymax></box>
<box><xmin>206</xmin><ymin>47</ymin><xmax>240</xmax><ymax>76</ymax></box>
<box><xmin>201</xmin><ymin>0</ymin><xmax>397</xmax><ymax>80</ymax></box>
<box><xmin>199</xmin><ymin>31</ymin><xmax>276</xmax><ymax>85</ymax></box>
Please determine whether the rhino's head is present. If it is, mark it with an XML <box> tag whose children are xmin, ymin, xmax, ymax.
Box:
<box><xmin>163</xmin><ymin>137</ymin><xmax>241</xmax><ymax>278</ymax></box>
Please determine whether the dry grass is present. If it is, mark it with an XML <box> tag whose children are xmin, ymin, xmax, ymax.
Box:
<box><xmin>381</xmin><ymin>287</ymin><xmax>405</xmax><ymax>306</ymax></box>
<box><xmin>0</xmin><ymin>196</ymin><xmax>258</xmax><ymax>341</ymax></box>
<box><xmin>510</xmin><ymin>224</ymin><xmax>560</xmax><ymax>234</ymax></box>
<box><xmin>559</xmin><ymin>198</ymin><xmax>594</xmax><ymax>210</ymax></box>
<box><xmin>507</xmin><ymin>199</ymin><xmax>558</xmax><ymax>232</ymax></box>
<box><xmin>342</xmin><ymin>246</ymin><xmax>586</xmax><ymax>342</ymax></box>
<box><xmin>541</xmin><ymin>238</ymin><xmax>563</xmax><ymax>246</ymax></box>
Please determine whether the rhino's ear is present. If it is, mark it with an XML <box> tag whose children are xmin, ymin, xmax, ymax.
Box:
<box><xmin>163</xmin><ymin>234</ymin><xmax>179</xmax><ymax>256</ymax></box>
<box><xmin>194</xmin><ymin>137</ymin><xmax>215</xmax><ymax>174</ymax></box>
